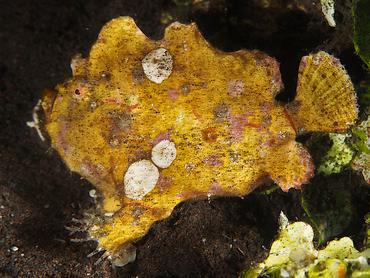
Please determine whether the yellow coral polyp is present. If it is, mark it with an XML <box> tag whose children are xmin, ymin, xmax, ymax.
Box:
<box><xmin>42</xmin><ymin>17</ymin><xmax>358</xmax><ymax>261</ymax></box>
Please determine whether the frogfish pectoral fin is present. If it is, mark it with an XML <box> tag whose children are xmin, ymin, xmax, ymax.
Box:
<box><xmin>267</xmin><ymin>141</ymin><xmax>314</xmax><ymax>191</ymax></box>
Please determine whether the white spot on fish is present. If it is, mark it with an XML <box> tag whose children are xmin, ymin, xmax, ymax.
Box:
<box><xmin>142</xmin><ymin>48</ymin><xmax>173</xmax><ymax>84</ymax></box>
<box><xmin>124</xmin><ymin>160</ymin><xmax>159</xmax><ymax>200</ymax></box>
<box><xmin>151</xmin><ymin>140</ymin><xmax>177</xmax><ymax>168</ymax></box>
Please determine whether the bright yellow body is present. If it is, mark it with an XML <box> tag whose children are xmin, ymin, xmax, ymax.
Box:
<box><xmin>42</xmin><ymin>17</ymin><xmax>356</xmax><ymax>256</ymax></box>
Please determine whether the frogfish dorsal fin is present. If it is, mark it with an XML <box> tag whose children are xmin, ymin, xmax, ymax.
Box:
<box><xmin>286</xmin><ymin>51</ymin><xmax>358</xmax><ymax>133</ymax></box>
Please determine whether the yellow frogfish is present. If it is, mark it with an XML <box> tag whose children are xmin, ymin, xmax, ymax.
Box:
<box><xmin>41</xmin><ymin>17</ymin><xmax>358</xmax><ymax>265</ymax></box>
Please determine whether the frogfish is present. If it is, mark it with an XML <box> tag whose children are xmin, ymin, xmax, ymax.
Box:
<box><xmin>41</xmin><ymin>17</ymin><xmax>358</xmax><ymax>265</ymax></box>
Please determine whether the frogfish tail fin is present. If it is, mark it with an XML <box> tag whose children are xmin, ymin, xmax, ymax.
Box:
<box><xmin>286</xmin><ymin>51</ymin><xmax>358</xmax><ymax>134</ymax></box>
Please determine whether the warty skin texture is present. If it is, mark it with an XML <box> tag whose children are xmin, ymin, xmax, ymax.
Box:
<box><xmin>42</xmin><ymin>17</ymin><xmax>357</xmax><ymax>262</ymax></box>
